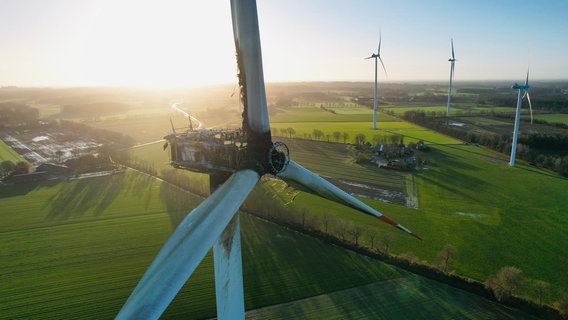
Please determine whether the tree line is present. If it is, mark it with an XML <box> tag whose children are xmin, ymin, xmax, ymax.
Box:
<box><xmin>402</xmin><ymin>110</ymin><xmax>568</xmax><ymax>176</ymax></box>
<box><xmin>0</xmin><ymin>102</ymin><xmax>39</xmax><ymax>128</ymax></box>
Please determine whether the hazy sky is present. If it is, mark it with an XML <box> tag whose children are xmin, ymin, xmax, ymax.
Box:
<box><xmin>1</xmin><ymin>0</ymin><xmax>567</xmax><ymax>88</ymax></box>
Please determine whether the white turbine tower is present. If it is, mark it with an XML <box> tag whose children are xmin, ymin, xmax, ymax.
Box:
<box><xmin>366</xmin><ymin>33</ymin><xmax>387</xmax><ymax>130</ymax></box>
<box><xmin>446</xmin><ymin>39</ymin><xmax>456</xmax><ymax>118</ymax></box>
<box><xmin>509</xmin><ymin>70</ymin><xmax>533</xmax><ymax>167</ymax></box>
<box><xmin>116</xmin><ymin>1</ymin><xmax>419</xmax><ymax>319</ymax></box>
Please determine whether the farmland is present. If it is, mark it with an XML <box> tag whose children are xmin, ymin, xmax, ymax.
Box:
<box><xmin>2</xmin><ymin>82</ymin><xmax>568</xmax><ymax>317</ymax></box>
<box><xmin>0</xmin><ymin>139</ymin><xmax>26</xmax><ymax>163</ymax></box>
<box><xmin>0</xmin><ymin>171</ymin><xmax>538</xmax><ymax>319</ymax></box>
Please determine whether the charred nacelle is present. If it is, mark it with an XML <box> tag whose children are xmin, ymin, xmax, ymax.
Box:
<box><xmin>164</xmin><ymin>128</ymin><xmax>247</xmax><ymax>175</ymax></box>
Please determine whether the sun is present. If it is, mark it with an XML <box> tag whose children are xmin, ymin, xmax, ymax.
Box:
<box><xmin>72</xmin><ymin>1</ymin><xmax>236</xmax><ymax>88</ymax></box>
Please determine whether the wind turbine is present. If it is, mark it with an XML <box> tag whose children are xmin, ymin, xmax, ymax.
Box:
<box><xmin>446</xmin><ymin>38</ymin><xmax>456</xmax><ymax>118</ymax></box>
<box><xmin>116</xmin><ymin>1</ymin><xmax>419</xmax><ymax>319</ymax></box>
<box><xmin>366</xmin><ymin>33</ymin><xmax>387</xmax><ymax>130</ymax></box>
<box><xmin>509</xmin><ymin>69</ymin><xmax>533</xmax><ymax>167</ymax></box>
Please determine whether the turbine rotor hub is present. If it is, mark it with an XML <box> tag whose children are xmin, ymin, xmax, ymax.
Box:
<box><xmin>267</xmin><ymin>141</ymin><xmax>290</xmax><ymax>174</ymax></box>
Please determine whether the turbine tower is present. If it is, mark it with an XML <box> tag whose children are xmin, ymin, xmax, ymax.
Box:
<box><xmin>116</xmin><ymin>2</ymin><xmax>419</xmax><ymax>319</ymax></box>
<box><xmin>509</xmin><ymin>70</ymin><xmax>533</xmax><ymax>167</ymax></box>
<box><xmin>446</xmin><ymin>38</ymin><xmax>456</xmax><ymax>118</ymax></box>
<box><xmin>366</xmin><ymin>33</ymin><xmax>387</xmax><ymax>130</ymax></box>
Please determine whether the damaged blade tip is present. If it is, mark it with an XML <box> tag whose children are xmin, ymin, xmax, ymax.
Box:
<box><xmin>377</xmin><ymin>215</ymin><xmax>422</xmax><ymax>240</ymax></box>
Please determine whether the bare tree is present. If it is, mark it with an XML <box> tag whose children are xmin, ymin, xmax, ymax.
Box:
<box><xmin>312</xmin><ymin>129</ymin><xmax>324</xmax><ymax>141</ymax></box>
<box><xmin>309</xmin><ymin>214</ymin><xmax>321</xmax><ymax>231</ymax></box>
<box><xmin>287</xmin><ymin>127</ymin><xmax>296</xmax><ymax>138</ymax></box>
<box><xmin>531</xmin><ymin>280</ymin><xmax>550</xmax><ymax>307</ymax></box>
<box><xmin>485</xmin><ymin>266</ymin><xmax>523</xmax><ymax>301</ymax></box>
<box><xmin>333</xmin><ymin>131</ymin><xmax>341</xmax><ymax>142</ymax></box>
<box><xmin>354</xmin><ymin>133</ymin><xmax>366</xmax><ymax>146</ymax></box>
<box><xmin>333</xmin><ymin>219</ymin><xmax>347</xmax><ymax>240</ymax></box>
<box><xmin>437</xmin><ymin>244</ymin><xmax>458</xmax><ymax>272</ymax></box>
<box><xmin>322</xmin><ymin>213</ymin><xmax>330</xmax><ymax>233</ymax></box>
<box><xmin>377</xmin><ymin>233</ymin><xmax>394</xmax><ymax>255</ymax></box>
<box><xmin>342</xmin><ymin>132</ymin><xmax>349</xmax><ymax>143</ymax></box>
<box><xmin>366</xmin><ymin>228</ymin><xmax>377</xmax><ymax>250</ymax></box>
<box><xmin>347</xmin><ymin>222</ymin><xmax>363</xmax><ymax>245</ymax></box>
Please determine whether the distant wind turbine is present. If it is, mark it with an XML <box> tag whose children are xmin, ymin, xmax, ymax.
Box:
<box><xmin>509</xmin><ymin>69</ymin><xmax>533</xmax><ymax>167</ymax></box>
<box><xmin>446</xmin><ymin>38</ymin><xmax>456</xmax><ymax>118</ymax></box>
<box><xmin>366</xmin><ymin>33</ymin><xmax>387</xmax><ymax>130</ymax></box>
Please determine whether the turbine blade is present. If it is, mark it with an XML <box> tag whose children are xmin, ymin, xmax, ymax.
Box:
<box><xmin>277</xmin><ymin>161</ymin><xmax>420</xmax><ymax>239</ymax></box>
<box><xmin>525</xmin><ymin>69</ymin><xmax>530</xmax><ymax>87</ymax></box>
<box><xmin>378</xmin><ymin>57</ymin><xmax>388</xmax><ymax>78</ymax></box>
<box><xmin>116</xmin><ymin>169</ymin><xmax>260</xmax><ymax>320</ymax></box>
<box><xmin>377</xmin><ymin>32</ymin><xmax>382</xmax><ymax>54</ymax></box>
<box><xmin>214</xmin><ymin>215</ymin><xmax>245</xmax><ymax>319</ymax></box>
<box><xmin>526</xmin><ymin>92</ymin><xmax>534</xmax><ymax>124</ymax></box>
<box><xmin>451</xmin><ymin>38</ymin><xmax>455</xmax><ymax>60</ymax></box>
<box><xmin>232</xmin><ymin>0</ymin><xmax>270</xmax><ymax>136</ymax></box>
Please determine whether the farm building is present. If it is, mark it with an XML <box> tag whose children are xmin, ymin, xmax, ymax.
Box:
<box><xmin>36</xmin><ymin>163</ymin><xmax>73</xmax><ymax>175</ymax></box>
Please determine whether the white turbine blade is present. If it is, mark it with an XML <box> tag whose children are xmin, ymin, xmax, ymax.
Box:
<box><xmin>451</xmin><ymin>38</ymin><xmax>455</xmax><ymax>60</ymax></box>
<box><xmin>378</xmin><ymin>57</ymin><xmax>388</xmax><ymax>78</ymax></box>
<box><xmin>525</xmin><ymin>69</ymin><xmax>530</xmax><ymax>87</ymax></box>
<box><xmin>278</xmin><ymin>161</ymin><xmax>420</xmax><ymax>239</ymax></box>
<box><xmin>214</xmin><ymin>215</ymin><xmax>244</xmax><ymax>320</ymax></box>
<box><xmin>231</xmin><ymin>0</ymin><xmax>270</xmax><ymax>135</ymax></box>
<box><xmin>526</xmin><ymin>92</ymin><xmax>534</xmax><ymax>124</ymax></box>
<box><xmin>116</xmin><ymin>169</ymin><xmax>260</xmax><ymax>320</ymax></box>
<box><xmin>377</xmin><ymin>33</ymin><xmax>381</xmax><ymax>54</ymax></box>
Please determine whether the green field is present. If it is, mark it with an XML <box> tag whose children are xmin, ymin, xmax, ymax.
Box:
<box><xmin>125</xmin><ymin>104</ymin><xmax>568</xmax><ymax>304</ymax></box>
<box><xmin>382</xmin><ymin>105</ymin><xmax>515</xmax><ymax>116</ymax></box>
<box><xmin>128</xmin><ymin>129</ymin><xmax>568</xmax><ymax>305</ymax></box>
<box><xmin>1</xmin><ymin>170</ymin><xmax>536</xmax><ymax>319</ymax></box>
<box><xmin>534</xmin><ymin>113</ymin><xmax>568</xmax><ymax>125</ymax></box>
<box><xmin>0</xmin><ymin>139</ymin><xmax>26</xmax><ymax>163</ymax></box>
<box><xmin>280</xmin><ymin>137</ymin><xmax>407</xmax><ymax>193</ymax></box>
<box><xmin>280</xmin><ymin>140</ymin><xmax>568</xmax><ymax>303</ymax></box>
<box><xmin>270</xmin><ymin>107</ymin><xmax>461</xmax><ymax>145</ymax></box>
<box><xmin>3</xmin><ymin>84</ymin><xmax>567</xmax><ymax>317</ymax></box>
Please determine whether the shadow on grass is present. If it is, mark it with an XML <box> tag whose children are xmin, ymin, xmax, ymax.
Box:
<box><xmin>45</xmin><ymin>174</ymin><xmax>124</xmax><ymax>220</ymax></box>
<box><xmin>517</xmin><ymin>165</ymin><xmax>568</xmax><ymax>181</ymax></box>
<box><xmin>0</xmin><ymin>184</ymin><xmax>38</xmax><ymax>198</ymax></box>
<box><xmin>158</xmin><ymin>182</ymin><xmax>202</xmax><ymax>231</ymax></box>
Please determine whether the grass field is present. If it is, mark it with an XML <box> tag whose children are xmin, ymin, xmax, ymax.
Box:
<box><xmin>278</xmin><ymin>140</ymin><xmax>568</xmax><ymax>303</ymax></box>
<box><xmin>382</xmin><ymin>105</ymin><xmax>515</xmax><ymax>116</ymax></box>
<box><xmin>0</xmin><ymin>139</ymin><xmax>27</xmax><ymax>163</ymax></box>
<box><xmin>534</xmin><ymin>113</ymin><xmax>568</xmax><ymax>125</ymax></box>
<box><xmin>1</xmin><ymin>170</ymin><xmax>542</xmax><ymax>319</ymax></box>
<box><xmin>3</xmin><ymin>84</ymin><xmax>567</xmax><ymax>316</ymax></box>
<box><xmin>125</xmin><ymin>107</ymin><xmax>568</xmax><ymax>304</ymax></box>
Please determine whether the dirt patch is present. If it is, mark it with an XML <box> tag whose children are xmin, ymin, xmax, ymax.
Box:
<box><xmin>323</xmin><ymin>176</ymin><xmax>408</xmax><ymax>207</ymax></box>
<box><xmin>454</xmin><ymin>211</ymin><xmax>487</xmax><ymax>219</ymax></box>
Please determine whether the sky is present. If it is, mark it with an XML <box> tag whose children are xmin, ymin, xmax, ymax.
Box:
<box><xmin>1</xmin><ymin>0</ymin><xmax>567</xmax><ymax>88</ymax></box>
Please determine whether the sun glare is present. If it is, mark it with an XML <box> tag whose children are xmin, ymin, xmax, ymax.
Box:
<box><xmin>71</xmin><ymin>1</ymin><xmax>235</xmax><ymax>88</ymax></box>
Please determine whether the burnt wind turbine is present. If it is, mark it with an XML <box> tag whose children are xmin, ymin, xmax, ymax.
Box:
<box><xmin>116</xmin><ymin>1</ymin><xmax>419</xmax><ymax>319</ymax></box>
